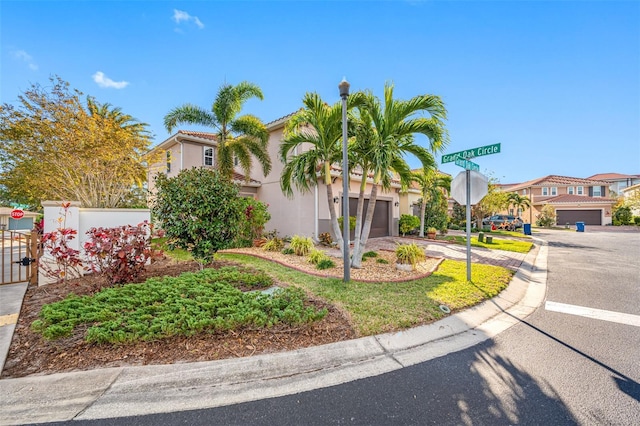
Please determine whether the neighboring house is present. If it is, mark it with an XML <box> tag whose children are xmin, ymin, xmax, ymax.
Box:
<box><xmin>586</xmin><ymin>173</ymin><xmax>640</xmax><ymax>197</ymax></box>
<box><xmin>621</xmin><ymin>183</ymin><xmax>640</xmax><ymax>217</ymax></box>
<box><xmin>147</xmin><ymin>117</ymin><xmax>402</xmax><ymax>240</ymax></box>
<box><xmin>0</xmin><ymin>207</ymin><xmax>39</xmax><ymax>230</ymax></box>
<box><xmin>504</xmin><ymin>175</ymin><xmax>617</xmax><ymax>226</ymax></box>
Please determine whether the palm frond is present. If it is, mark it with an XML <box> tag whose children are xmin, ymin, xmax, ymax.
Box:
<box><xmin>164</xmin><ymin>104</ymin><xmax>216</xmax><ymax>133</ymax></box>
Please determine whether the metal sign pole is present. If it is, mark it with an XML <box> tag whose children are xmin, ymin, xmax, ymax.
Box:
<box><xmin>465</xmin><ymin>168</ymin><xmax>472</xmax><ymax>282</ymax></box>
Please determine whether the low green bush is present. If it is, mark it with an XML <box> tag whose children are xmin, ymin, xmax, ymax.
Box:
<box><xmin>281</xmin><ymin>247</ymin><xmax>295</xmax><ymax>255</ymax></box>
<box><xmin>31</xmin><ymin>267</ymin><xmax>326</xmax><ymax>344</ymax></box>
<box><xmin>290</xmin><ymin>235</ymin><xmax>314</xmax><ymax>256</ymax></box>
<box><xmin>399</xmin><ymin>214</ymin><xmax>420</xmax><ymax>236</ymax></box>
<box><xmin>308</xmin><ymin>248</ymin><xmax>329</xmax><ymax>265</ymax></box>
<box><xmin>376</xmin><ymin>258</ymin><xmax>389</xmax><ymax>264</ymax></box>
<box><xmin>395</xmin><ymin>243</ymin><xmax>426</xmax><ymax>267</ymax></box>
<box><xmin>316</xmin><ymin>259</ymin><xmax>336</xmax><ymax>270</ymax></box>
<box><xmin>262</xmin><ymin>237</ymin><xmax>284</xmax><ymax>252</ymax></box>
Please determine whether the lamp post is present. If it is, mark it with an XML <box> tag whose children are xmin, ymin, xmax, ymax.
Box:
<box><xmin>339</xmin><ymin>78</ymin><xmax>350</xmax><ymax>282</ymax></box>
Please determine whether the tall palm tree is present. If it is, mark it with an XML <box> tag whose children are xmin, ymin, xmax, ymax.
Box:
<box><xmin>280</xmin><ymin>92</ymin><xmax>357</xmax><ymax>257</ymax></box>
<box><xmin>349</xmin><ymin>83</ymin><xmax>449</xmax><ymax>267</ymax></box>
<box><xmin>164</xmin><ymin>81</ymin><xmax>271</xmax><ymax>180</ymax></box>
<box><xmin>411</xmin><ymin>168</ymin><xmax>451</xmax><ymax>237</ymax></box>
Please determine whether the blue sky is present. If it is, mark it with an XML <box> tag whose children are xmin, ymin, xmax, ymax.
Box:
<box><xmin>2</xmin><ymin>1</ymin><xmax>638</xmax><ymax>184</ymax></box>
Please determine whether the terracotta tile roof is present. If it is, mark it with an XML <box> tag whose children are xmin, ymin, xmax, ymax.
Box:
<box><xmin>586</xmin><ymin>172</ymin><xmax>640</xmax><ymax>180</ymax></box>
<box><xmin>506</xmin><ymin>175</ymin><xmax>611</xmax><ymax>191</ymax></box>
<box><xmin>536</xmin><ymin>194</ymin><xmax>616</xmax><ymax>204</ymax></box>
<box><xmin>177</xmin><ymin>130</ymin><xmax>218</xmax><ymax>141</ymax></box>
<box><xmin>265</xmin><ymin>111</ymin><xmax>300</xmax><ymax>129</ymax></box>
<box><xmin>231</xmin><ymin>172</ymin><xmax>261</xmax><ymax>186</ymax></box>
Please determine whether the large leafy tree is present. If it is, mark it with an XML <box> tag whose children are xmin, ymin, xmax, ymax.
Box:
<box><xmin>472</xmin><ymin>179</ymin><xmax>509</xmax><ymax>228</ymax></box>
<box><xmin>0</xmin><ymin>76</ymin><xmax>153</xmax><ymax>208</ymax></box>
<box><xmin>280</xmin><ymin>92</ymin><xmax>353</xmax><ymax>257</ymax></box>
<box><xmin>349</xmin><ymin>83</ymin><xmax>449</xmax><ymax>267</ymax></box>
<box><xmin>152</xmin><ymin>168</ymin><xmax>243</xmax><ymax>266</ymax></box>
<box><xmin>164</xmin><ymin>81</ymin><xmax>271</xmax><ymax>180</ymax></box>
<box><xmin>411</xmin><ymin>168</ymin><xmax>451</xmax><ymax>237</ymax></box>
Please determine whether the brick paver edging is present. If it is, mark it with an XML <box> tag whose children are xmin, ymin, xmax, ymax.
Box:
<box><xmin>221</xmin><ymin>250</ymin><xmax>445</xmax><ymax>283</ymax></box>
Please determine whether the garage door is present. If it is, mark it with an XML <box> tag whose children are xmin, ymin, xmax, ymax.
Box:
<box><xmin>9</xmin><ymin>217</ymin><xmax>34</xmax><ymax>230</ymax></box>
<box><xmin>556</xmin><ymin>210</ymin><xmax>601</xmax><ymax>225</ymax></box>
<box><xmin>349</xmin><ymin>198</ymin><xmax>390</xmax><ymax>238</ymax></box>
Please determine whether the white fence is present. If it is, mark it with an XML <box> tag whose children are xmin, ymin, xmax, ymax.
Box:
<box><xmin>40</xmin><ymin>201</ymin><xmax>151</xmax><ymax>285</ymax></box>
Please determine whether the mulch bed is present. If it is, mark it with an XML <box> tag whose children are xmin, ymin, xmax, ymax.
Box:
<box><xmin>1</xmin><ymin>258</ymin><xmax>356</xmax><ymax>379</ymax></box>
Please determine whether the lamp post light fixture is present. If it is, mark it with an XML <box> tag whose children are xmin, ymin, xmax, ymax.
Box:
<box><xmin>339</xmin><ymin>78</ymin><xmax>350</xmax><ymax>283</ymax></box>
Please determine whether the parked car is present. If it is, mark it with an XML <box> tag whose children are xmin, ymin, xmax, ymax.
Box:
<box><xmin>482</xmin><ymin>215</ymin><xmax>523</xmax><ymax>230</ymax></box>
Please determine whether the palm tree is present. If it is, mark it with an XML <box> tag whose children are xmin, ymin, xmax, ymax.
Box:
<box><xmin>507</xmin><ymin>192</ymin><xmax>531</xmax><ymax>217</ymax></box>
<box><xmin>163</xmin><ymin>81</ymin><xmax>271</xmax><ymax>180</ymax></box>
<box><xmin>349</xmin><ymin>83</ymin><xmax>449</xmax><ymax>267</ymax></box>
<box><xmin>411</xmin><ymin>168</ymin><xmax>451</xmax><ymax>237</ymax></box>
<box><xmin>280</xmin><ymin>92</ymin><xmax>357</xmax><ymax>257</ymax></box>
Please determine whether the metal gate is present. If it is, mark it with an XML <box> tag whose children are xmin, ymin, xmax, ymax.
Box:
<box><xmin>1</xmin><ymin>230</ymin><xmax>38</xmax><ymax>286</ymax></box>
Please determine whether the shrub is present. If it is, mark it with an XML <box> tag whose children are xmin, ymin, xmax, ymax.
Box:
<box><xmin>316</xmin><ymin>258</ymin><xmax>335</xmax><ymax>270</ymax></box>
<box><xmin>319</xmin><ymin>232</ymin><xmax>333</xmax><ymax>246</ymax></box>
<box><xmin>152</xmin><ymin>168</ymin><xmax>243</xmax><ymax>265</ymax></box>
<box><xmin>235</xmin><ymin>198</ymin><xmax>271</xmax><ymax>247</ymax></box>
<box><xmin>83</xmin><ymin>221</ymin><xmax>154</xmax><ymax>286</ymax></box>
<box><xmin>376</xmin><ymin>258</ymin><xmax>389</xmax><ymax>264</ymax></box>
<box><xmin>281</xmin><ymin>247</ymin><xmax>295</xmax><ymax>255</ymax></box>
<box><xmin>338</xmin><ymin>216</ymin><xmax>356</xmax><ymax>232</ymax></box>
<box><xmin>395</xmin><ymin>243</ymin><xmax>426</xmax><ymax>268</ymax></box>
<box><xmin>363</xmin><ymin>251</ymin><xmax>378</xmax><ymax>258</ymax></box>
<box><xmin>39</xmin><ymin>202</ymin><xmax>83</xmax><ymax>284</ymax></box>
<box><xmin>634</xmin><ymin>217</ymin><xmax>640</xmax><ymax>226</ymax></box>
<box><xmin>399</xmin><ymin>214</ymin><xmax>420</xmax><ymax>236</ymax></box>
<box><xmin>308</xmin><ymin>248</ymin><xmax>329</xmax><ymax>265</ymax></box>
<box><xmin>613</xmin><ymin>206</ymin><xmax>632</xmax><ymax>225</ymax></box>
<box><xmin>262</xmin><ymin>237</ymin><xmax>284</xmax><ymax>252</ymax></box>
<box><xmin>290</xmin><ymin>235</ymin><xmax>314</xmax><ymax>256</ymax></box>
<box><xmin>535</xmin><ymin>204</ymin><xmax>556</xmax><ymax>228</ymax></box>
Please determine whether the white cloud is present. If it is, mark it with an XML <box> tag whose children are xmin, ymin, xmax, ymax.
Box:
<box><xmin>92</xmin><ymin>71</ymin><xmax>129</xmax><ymax>89</ymax></box>
<box><xmin>172</xmin><ymin>9</ymin><xmax>204</xmax><ymax>29</ymax></box>
<box><xmin>12</xmin><ymin>49</ymin><xmax>38</xmax><ymax>70</ymax></box>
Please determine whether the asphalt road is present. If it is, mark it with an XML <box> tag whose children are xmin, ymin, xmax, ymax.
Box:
<box><xmin>38</xmin><ymin>229</ymin><xmax>640</xmax><ymax>425</ymax></box>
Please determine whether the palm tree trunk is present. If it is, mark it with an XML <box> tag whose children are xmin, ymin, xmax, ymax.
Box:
<box><xmin>325</xmin><ymin>182</ymin><xmax>344</xmax><ymax>257</ymax></box>
<box><xmin>350</xmin><ymin>178</ymin><xmax>367</xmax><ymax>268</ymax></box>
<box><xmin>419</xmin><ymin>197</ymin><xmax>427</xmax><ymax>237</ymax></box>
<box><xmin>351</xmin><ymin>183</ymin><xmax>378</xmax><ymax>267</ymax></box>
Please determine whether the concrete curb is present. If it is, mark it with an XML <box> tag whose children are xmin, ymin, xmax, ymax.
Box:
<box><xmin>0</xmin><ymin>239</ymin><xmax>547</xmax><ymax>425</ymax></box>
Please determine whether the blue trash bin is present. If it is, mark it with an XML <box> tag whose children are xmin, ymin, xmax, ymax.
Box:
<box><xmin>523</xmin><ymin>223</ymin><xmax>531</xmax><ymax>235</ymax></box>
<box><xmin>576</xmin><ymin>222</ymin><xmax>585</xmax><ymax>232</ymax></box>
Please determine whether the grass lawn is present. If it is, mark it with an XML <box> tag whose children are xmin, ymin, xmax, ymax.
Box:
<box><xmin>219</xmin><ymin>253</ymin><xmax>514</xmax><ymax>336</ymax></box>
<box><xmin>442</xmin><ymin>235</ymin><xmax>533</xmax><ymax>253</ymax></box>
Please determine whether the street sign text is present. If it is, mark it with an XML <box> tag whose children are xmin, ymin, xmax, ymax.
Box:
<box><xmin>441</xmin><ymin>143</ymin><xmax>501</xmax><ymax>164</ymax></box>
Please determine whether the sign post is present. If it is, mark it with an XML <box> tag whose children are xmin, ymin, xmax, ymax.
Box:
<box><xmin>444</xmin><ymin>143</ymin><xmax>501</xmax><ymax>281</ymax></box>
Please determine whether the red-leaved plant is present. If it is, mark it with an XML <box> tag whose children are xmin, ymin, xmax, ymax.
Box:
<box><xmin>39</xmin><ymin>202</ymin><xmax>83</xmax><ymax>284</ymax></box>
<box><xmin>83</xmin><ymin>221</ymin><xmax>156</xmax><ymax>286</ymax></box>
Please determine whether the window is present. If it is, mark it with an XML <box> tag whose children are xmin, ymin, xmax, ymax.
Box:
<box><xmin>592</xmin><ymin>186</ymin><xmax>602</xmax><ymax>197</ymax></box>
<box><xmin>542</xmin><ymin>187</ymin><xmax>548</xmax><ymax>196</ymax></box>
<box><xmin>233</xmin><ymin>155</ymin><xmax>239</xmax><ymax>166</ymax></box>
<box><xmin>551</xmin><ymin>187</ymin><xmax>557</xmax><ymax>196</ymax></box>
<box><xmin>166</xmin><ymin>151</ymin><xmax>171</xmax><ymax>173</ymax></box>
<box><xmin>568</xmin><ymin>186</ymin><xmax>574</xmax><ymax>195</ymax></box>
<box><xmin>204</xmin><ymin>147</ymin><xmax>214</xmax><ymax>166</ymax></box>
<box><xmin>522</xmin><ymin>189</ymin><xmax>527</xmax><ymax>195</ymax></box>
<box><xmin>577</xmin><ymin>186</ymin><xmax>584</xmax><ymax>195</ymax></box>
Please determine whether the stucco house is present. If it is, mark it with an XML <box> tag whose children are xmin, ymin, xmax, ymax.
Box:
<box><xmin>147</xmin><ymin>115</ymin><xmax>402</xmax><ymax>240</ymax></box>
<box><xmin>621</xmin><ymin>183</ymin><xmax>640</xmax><ymax>217</ymax></box>
<box><xmin>586</xmin><ymin>173</ymin><xmax>640</xmax><ymax>197</ymax></box>
<box><xmin>504</xmin><ymin>175</ymin><xmax>617</xmax><ymax>226</ymax></box>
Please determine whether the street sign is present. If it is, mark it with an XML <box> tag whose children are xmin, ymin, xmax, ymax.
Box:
<box><xmin>10</xmin><ymin>209</ymin><xmax>25</xmax><ymax>220</ymax></box>
<box><xmin>455</xmin><ymin>158</ymin><xmax>480</xmax><ymax>171</ymax></box>
<box><xmin>441</xmin><ymin>143</ymin><xmax>501</xmax><ymax>164</ymax></box>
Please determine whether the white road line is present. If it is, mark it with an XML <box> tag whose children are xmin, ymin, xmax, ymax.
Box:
<box><xmin>545</xmin><ymin>301</ymin><xmax>640</xmax><ymax>328</ymax></box>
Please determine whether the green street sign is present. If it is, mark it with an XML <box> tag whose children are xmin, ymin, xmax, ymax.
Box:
<box><xmin>441</xmin><ymin>143</ymin><xmax>501</xmax><ymax>164</ymax></box>
<box><xmin>455</xmin><ymin>158</ymin><xmax>480</xmax><ymax>171</ymax></box>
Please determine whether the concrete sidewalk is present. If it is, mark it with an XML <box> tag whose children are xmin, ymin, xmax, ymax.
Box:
<box><xmin>0</xmin><ymin>237</ymin><xmax>548</xmax><ymax>425</ymax></box>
